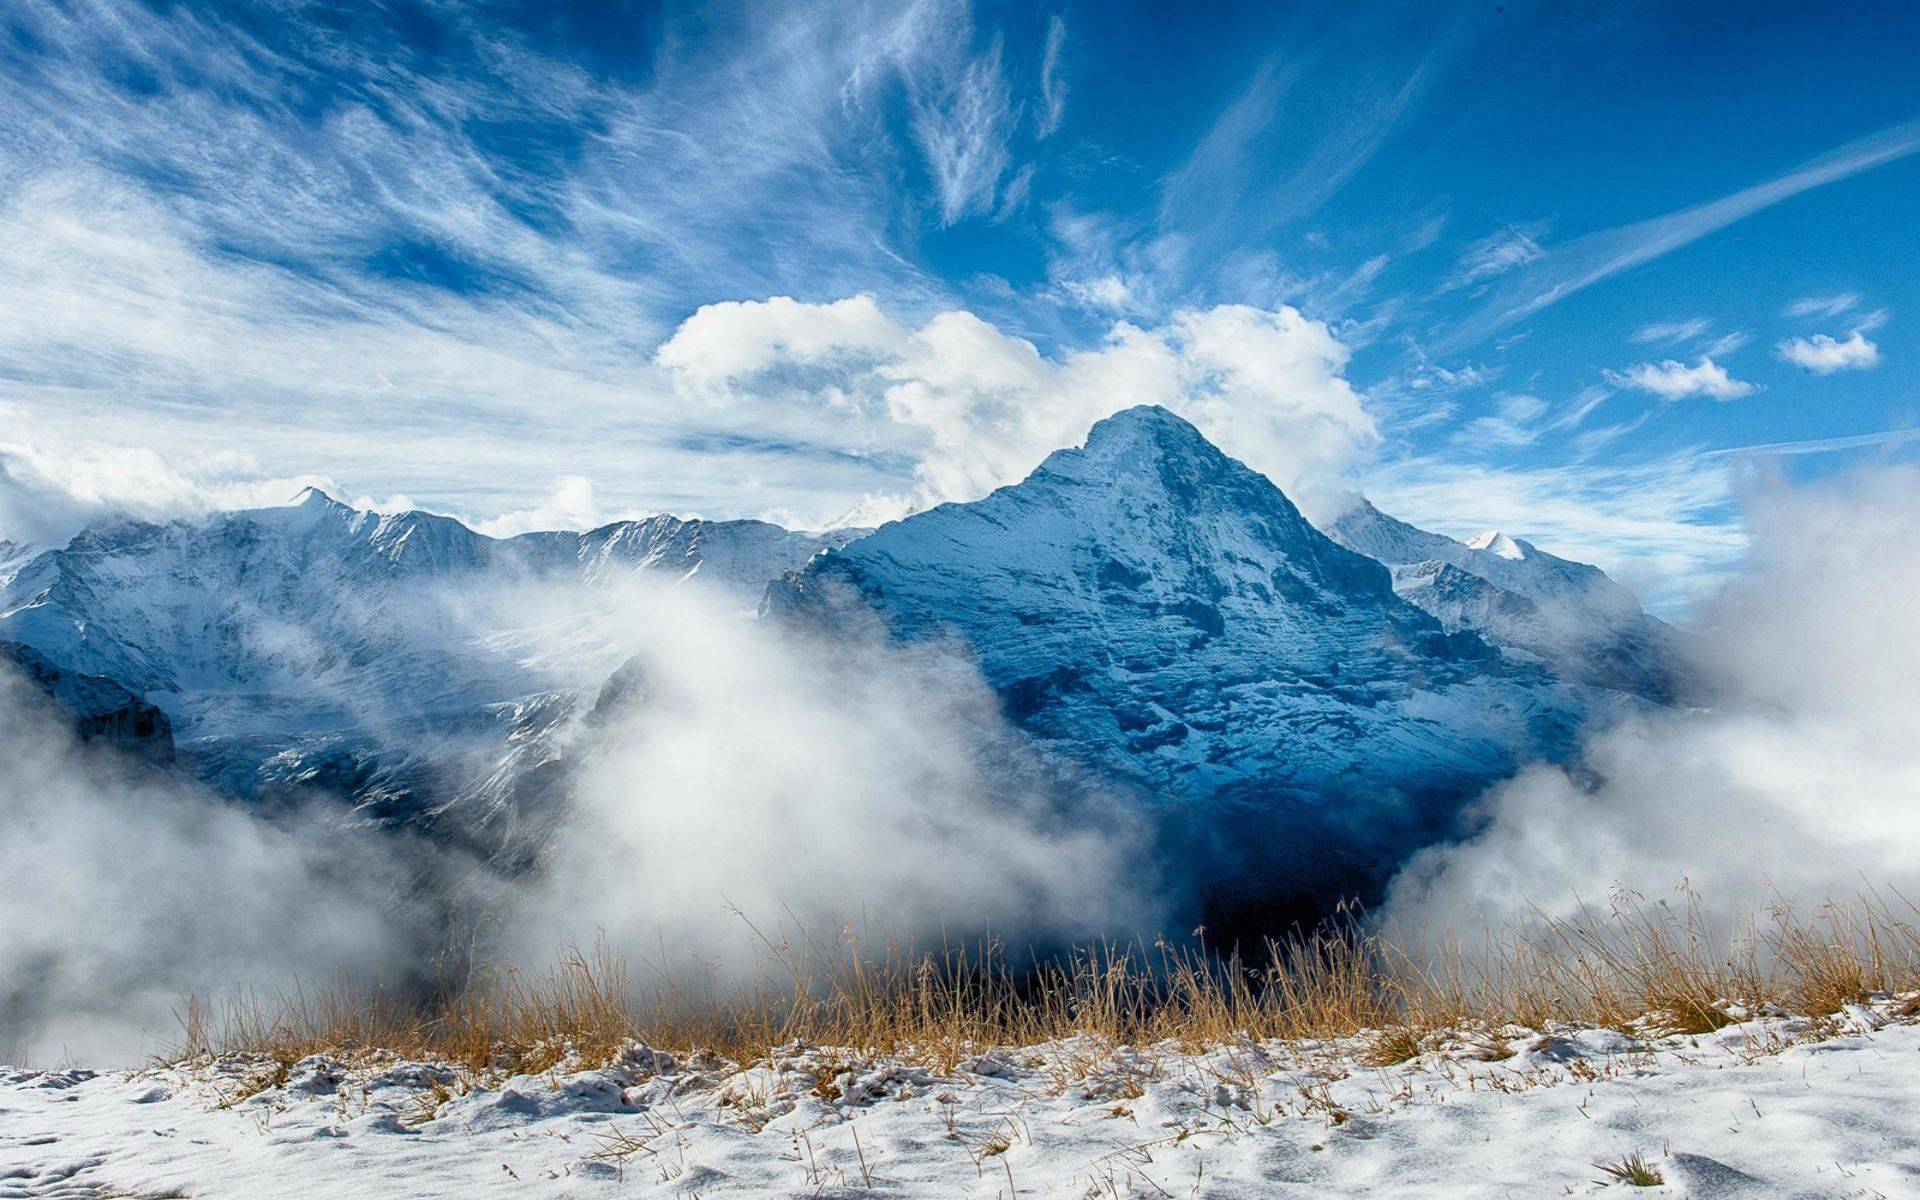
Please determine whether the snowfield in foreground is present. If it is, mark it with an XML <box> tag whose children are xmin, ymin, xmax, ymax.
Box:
<box><xmin>4</xmin><ymin>1007</ymin><xmax>1918</xmax><ymax>1199</ymax></box>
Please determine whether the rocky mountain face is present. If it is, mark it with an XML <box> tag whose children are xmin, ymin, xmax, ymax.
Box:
<box><xmin>769</xmin><ymin>406</ymin><xmax>1636</xmax><ymax>924</ymax></box>
<box><xmin>0</xmin><ymin>491</ymin><xmax>853</xmax><ymax>846</ymax></box>
<box><xmin>1</xmin><ymin>639</ymin><xmax>175</xmax><ymax>761</ymax></box>
<box><xmin>1325</xmin><ymin>500</ymin><xmax>1682</xmax><ymax>701</ymax></box>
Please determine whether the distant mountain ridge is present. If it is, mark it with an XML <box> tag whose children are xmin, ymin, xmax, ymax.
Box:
<box><xmin>1</xmin><ymin>409</ymin><xmax>1679</xmax><ymax>922</ymax></box>
<box><xmin>1325</xmin><ymin>499</ymin><xmax>1681</xmax><ymax>701</ymax></box>
<box><xmin>0</xmin><ymin>491</ymin><xmax>858</xmax><ymax>841</ymax></box>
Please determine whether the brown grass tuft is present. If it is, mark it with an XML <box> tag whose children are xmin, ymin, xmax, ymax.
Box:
<box><xmin>1595</xmin><ymin>1151</ymin><xmax>1664</xmax><ymax>1187</ymax></box>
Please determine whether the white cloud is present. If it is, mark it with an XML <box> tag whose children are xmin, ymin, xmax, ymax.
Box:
<box><xmin>882</xmin><ymin>1</ymin><xmax>1019</xmax><ymax>225</ymax></box>
<box><xmin>505</xmin><ymin>583</ymin><xmax>1165</xmax><ymax>970</ymax></box>
<box><xmin>1783</xmin><ymin>292</ymin><xmax>1861</xmax><ymax>320</ymax></box>
<box><xmin>1442</xmin><ymin>118</ymin><xmax>1920</xmax><ymax>351</ymax></box>
<box><xmin>1698</xmin><ymin>329</ymin><xmax>1752</xmax><ymax>358</ymax></box>
<box><xmin>656</xmin><ymin>296</ymin><xmax>1378</xmax><ymax>521</ymax></box>
<box><xmin>1544</xmin><ymin>385</ymin><xmax>1615</xmax><ymax>436</ymax></box>
<box><xmin>1147</xmin><ymin>42</ymin><xmax>1440</xmax><ymax>304</ymax></box>
<box><xmin>0</xmin><ymin>663</ymin><xmax>464</xmax><ymax>1064</ymax></box>
<box><xmin>654</xmin><ymin>295</ymin><xmax>905</xmax><ymax>385</ymax></box>
<box><xmin>1630</xmin><ymin>317</ymin><xmax>1711</xmax><ymax>344</ymax></box>
<box><xmin>1454</xmin><ymin>393</ymin><xmax>1548</xmax><ymax>449</ymax></box>
<box><xmin>1776</xmin><ymin>329</ymin><xmax>1881</xmax><ymax>374</ymax></box>
<box><xmin>1455</xmin><ymin>419</ymin><xmax>1535</xmax><ymax>448</ymax></box>
<box><xmin>1400</xmin><ymin>360</ymin><xmax>1492</xmax><ymax>394</ymax></box>
<box><xmin>1605</xmin><ymin>356</ymin><xmax>1757</xmax><ymax>401</ymax></box>
<box><xmin>471</xmin><ymin>475</ymin><xmax>611</xmax><ymax>537</ymax></box>
<box><xmin>1498</xmin><ymin>393</ymin><xmax>1548</xmax><ymax>423</ymax></box>
<box><xmin>0</xmin><ymin>0</ymin><xmax>1088</xmax><ymax>537</ymax></box>
<box><xmin>1443</xmin><ymin>225</ymin><xmax>1546</xmax><ymax>292</ymax></box>
<box><xmin>1384</xmin><ymin>465</ymin><xmax>1920</xmax><ymax>930</ymax></box>
<box><xmin>0</xmin><ymin>436</ymin><xmax>333</xmax><ymax>545</ymax></box>
<box><xmin>1062</xmin><ymin>274</ymin><xmax>1132</xmax><ymax>311</ymax></box>
<box><xmin>1036</xmin><ymin>15</ymin><xmax>1068</xmax><ymax>138</ymax></box>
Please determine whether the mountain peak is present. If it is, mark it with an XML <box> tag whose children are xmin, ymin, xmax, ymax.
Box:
<box><xmin>1466</xmin><ymin>530</ymin><xmax>1526</xmax><ymax>560</ymax></box>
<box><xmin>289</xmin><ymin>485</ymin><xmax>349</xmax><ymax>512</ymax></box>
<box><xmin>1044</xmin><ymin>404</ymin><xmax>1272</xmax><ymax>513</ymax></box>
<box><xmin>1080</xmin><ymin>405</ymin><xmax>1209</xmax><ymax>456</ymax></box>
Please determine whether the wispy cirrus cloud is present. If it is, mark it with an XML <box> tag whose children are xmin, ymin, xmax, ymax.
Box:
<box><xmin>1442</xmin><ymin>225</ymin><xmax>1547</xmax><ymax>292</ymax></box>
<box><xmin>1139</xmin><ymin>9</ymin><xmax>1478</xmax><ymax>310</ymax></box>
<box><xmin>1439</xmin><ymin>117</ymin><xmax>1920</xmax><ymax>351</ymax></box>
<box><xmin>1783</xmin><ymin>292</ymin><xmax>1862</xmax><ymax>320</ymax></box>
<box><xmin>1036</xmin><ymin>15</ymin><xmax>1068</xmax><ymax>138</ymax></box>
<box><xmin>889</xmin><ymin>5</ymin><xmax>1020</xmax><ymax>225</ymax></box>
<box><xmin>1631</xmin><ymin>316</ymin><xmax>1712</xmax><ymax>344</ymax></box>
<box><xmin>1454</xmin><ymin>393</ymin><xmax>1548</xmax><ymax>449</ymax></box>
<box><xmin>1702</xmin><ymin>428</ymin><xmax>1920</xmax><ymax>460</ymax></box>
<box><xmin>0</xmin><ymin>0</ymin><xmax>1076</xmax><ymax>538</ymax></box>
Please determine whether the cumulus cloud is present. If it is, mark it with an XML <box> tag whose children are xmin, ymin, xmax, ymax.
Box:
<box><xmin>1776</xmin><ymin>329</ymin><xmax>1881</xmax><ymax>374</ymax></box>
<box><xmin>656</xmin><ymin>296</ymin><xmax>1377</xmax><ymax>521</ymax></box>
<box><xmin>1605</xmin><ymin>356</ymin><xmax>1757</xmax><ymax>401</ymax></box>
<box><xmin>654</xmin><ymin>296</ymin><xmax>906</xmax><ymax>386</ymax></box>
<box><xmin>1384</xmin><ymin>464</ymin><xmax>1920</xmax><ymax>930</ymax></box>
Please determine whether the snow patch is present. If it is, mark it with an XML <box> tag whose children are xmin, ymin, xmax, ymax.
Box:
<box><xmin>6</xmin><ymin>1009</ymin><xmax>1918</xmax><ymax>1197</ymax></box>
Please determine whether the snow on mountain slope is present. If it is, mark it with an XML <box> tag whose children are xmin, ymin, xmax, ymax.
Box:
<box><xmin>0</xmin><ymin>492</ymin><xmax>857</xmax><ymax>839</ymax></box>
<box><xmin>559</xmin><ymin>515</ymin><xmax>867</xmax><ymax>595</ymax></box>
<box><xmin>0</xmin><ymin>539</ymin><xmax>29</xmax><ymax>587</ymax></box>
<box><xmin>770</xmin><ymin>406</ymin><xmax>1601</xmax><ymax>917</ymax></box>
<box><xmin>1326</xmin><ymin>499</ymin><xmax>1682</xmax><ymax>701</ymax></box>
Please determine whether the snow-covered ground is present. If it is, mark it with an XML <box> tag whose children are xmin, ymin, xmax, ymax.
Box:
<box><xmin>5</xmin><ymin>1006</ymin><xmax>1917</xmax><ymax>1198</ymax></box>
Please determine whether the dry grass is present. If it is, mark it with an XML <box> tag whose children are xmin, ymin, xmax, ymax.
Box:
<box><xmin>1595</xmin><ymin>1150</ymin><xmax>1664</xmax><ymax>1187</ymax></box>
<box><xmin>173</xmin><ymin>890</ymin><xmax>1920</xmax><ymax>1075</ymax></box>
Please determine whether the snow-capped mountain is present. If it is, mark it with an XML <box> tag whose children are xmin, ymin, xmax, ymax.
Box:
<box><xmin>0</xmin><ymin>491</ymin><xmax>856</xmax><ymax>840</ymax></box>
<box><xmin>1325</xmin><ymin>500</ymin><xmax>1681</xmax><ymax>700</ymax></box>
<box><xmin>769</xmin><ymin>406</ymin><xmax>1621</xmax><ymax>919</ymax></box>
<box><xmin>0</xmin><ymin>410</ymin><xmax>1678</xmax><ymax>921</ymax></box>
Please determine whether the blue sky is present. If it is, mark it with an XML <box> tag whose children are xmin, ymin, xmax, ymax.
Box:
<box><xmin>1</xmin><ymin>0</ymin><xmax>1915</xmax><ymax>610</ymax></box>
